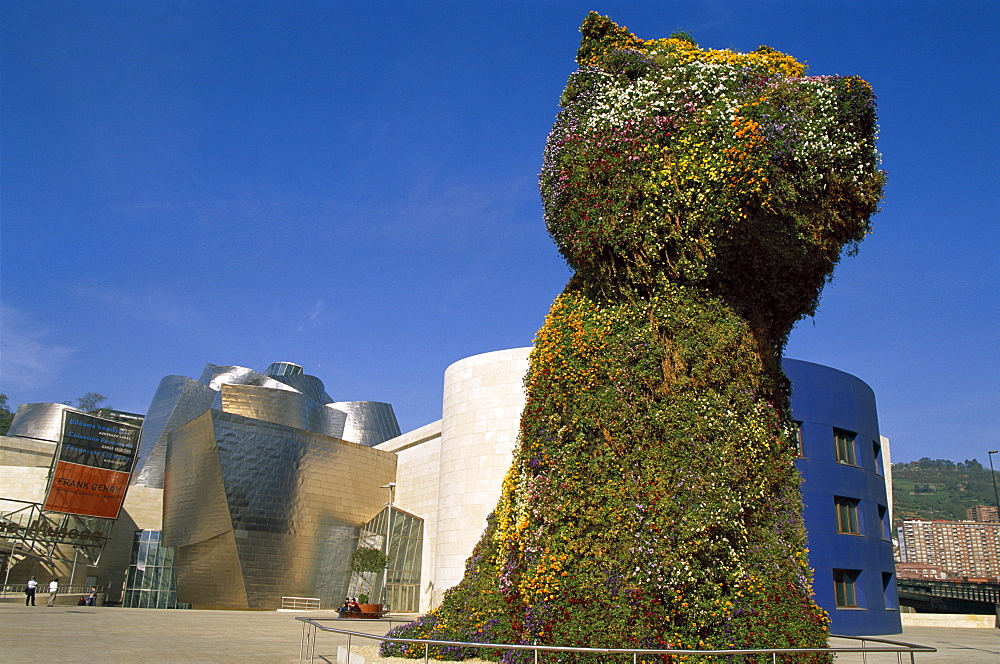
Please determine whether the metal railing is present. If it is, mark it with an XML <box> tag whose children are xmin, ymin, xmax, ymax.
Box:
<box><xmin>282</xmin><ymin>596</ymin><xmax>322</xmax><ymax>611</ymax></box>
<box><xmin>297</xmin><ymin>618</ymin><xmax>937</xmax><ymax>663</ymax></box>
<box><xmin>1</xmin><ymin>583</ymin><xmax>103</xmax><ymax>598</ymax></box>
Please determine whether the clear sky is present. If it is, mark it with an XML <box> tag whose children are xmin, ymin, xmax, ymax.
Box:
<box><xmin>2</xmin><ymin>1</ymin><xmax>997</xmax><ymax>465</ymax></box>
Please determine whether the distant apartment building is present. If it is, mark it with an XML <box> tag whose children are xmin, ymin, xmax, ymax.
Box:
<box><xmin>966</xmin><ymin>505</ymin><xmax>999</xmax><ymax>523</ymax></box>
<box><xmin>898</xmin><ymin>519</ymin><xmax>1000</xmax><ymax>578</ymax></box>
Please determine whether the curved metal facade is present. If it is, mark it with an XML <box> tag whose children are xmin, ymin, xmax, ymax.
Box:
<box><xmin>784</xmin><ymin>358</ymin><xmax>901</xmax><ymax>635</ymax></box>
<box><xmin>132</xmin><ymin>360</ymin><xmax>404</xmax><ymax>609</ymax></box>
<box><xmin>271</xmin><ymin>374</ymin><xmax>333</xmax><ymax>405</ymax></box>
<box><xmin>133</xmin><ymin>376</ymin><xmax>216</xmax><ymax>488</ymax></box>
<box><xmin>162</xmin><ymin>410</ymin><xmax>396</xmax><ymax>609</ymax></box>
<box><xmin>328</xmin><ymin>401</ymin><xmax>402</xmax><ymax>448</ymax></box>
<box><xmin>6</xmin><ymin>403</ymin><xmax>76</xmax><ymax>442</ymax></box>
<box><xmin>133</xmin><ymin>362</ymin><xmax>401</xmax><ymax>489</ymax></box>
<box><xmin>219</xmin><ymin>384</ymin><xmax>346</xmax><ymax>438</ymax></box>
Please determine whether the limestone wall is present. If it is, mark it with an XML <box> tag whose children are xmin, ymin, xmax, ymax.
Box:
<box><xmin>432</xmin><ymin>347</ymin><xmax>530</xmax><ymax>607</ymax></box>
<box><xmin>378</xmin><ymin>420</ymin><xmax>443</xmax><ymax>610</ymax></box>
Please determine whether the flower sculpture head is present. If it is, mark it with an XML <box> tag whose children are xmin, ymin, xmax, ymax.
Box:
<box><xmin>541</xmin><ymin>13</ymin><xmax>885</xmax><ymax>346</ymax></box>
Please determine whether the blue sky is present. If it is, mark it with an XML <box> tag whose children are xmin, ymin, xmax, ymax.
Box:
<box><xmin>2</xmin><ymin>1</ymin><xmax>997</xmax><ymax>465</ymax></box>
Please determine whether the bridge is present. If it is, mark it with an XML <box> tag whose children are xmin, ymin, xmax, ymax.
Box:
<box><xmin>898</xmin><ymin>577</ymin><xmax>1000</xmax><ymax>615</ymax></box>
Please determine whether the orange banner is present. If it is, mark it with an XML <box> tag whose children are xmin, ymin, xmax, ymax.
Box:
<box><xmin>42</xmin><ymin>461</ymin><xmax>131</xmax><ymax>519</ymax></box>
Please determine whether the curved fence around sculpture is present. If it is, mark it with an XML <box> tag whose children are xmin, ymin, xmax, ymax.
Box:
<box><xmin>296</xmin><ymin>617</ymin><xmax>936</xmax><ymax>663</ymax></box>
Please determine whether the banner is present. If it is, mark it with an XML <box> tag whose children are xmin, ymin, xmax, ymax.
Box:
<box><xmin>42</xmin><ymin>411</ymin><xmax>141</xmax><ymax>519</ymax></box>
<box><xmin>59</xmin><ymin>412</ymin><xmax>139</xmax><ymax>472</ymax></box>
<box><xmin>43</xmin><ymin>461</ymin><xmax>132</xmax><ymax>519</ymax></box>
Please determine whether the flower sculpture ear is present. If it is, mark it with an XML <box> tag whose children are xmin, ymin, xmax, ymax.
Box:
<box><xmin>576</xmin><ymin>12</ymin><xmax>649</xmax><ymax>66</ymax></box>
<box><xmin>382</xmin><ymin>13</ymin><xmax>883</xmax><ymax>659</ymax></box>
<box><xmin>544</xmin><ymin>12</ymin><xmax>884</xmax><ymax>346</ymax></box>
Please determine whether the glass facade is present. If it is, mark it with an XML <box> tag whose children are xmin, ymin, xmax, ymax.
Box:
<box><xmin>350</xmin><ymin>507</ymin><xmax>423</xmax><ymax>612</ymax></box>
<box><xmin>265</xmin><ymin>362</ymin><xmax>303</xmax><ymax>377</ymax></box>
<box><xmin>122</xmin><ymin>530</ymin><xmax>189</xmax><ymax>609</ymax></box>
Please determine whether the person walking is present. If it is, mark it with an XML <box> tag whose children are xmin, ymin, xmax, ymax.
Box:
<box><xmin>25</xmin><ymin>576</ymin><xmax>37</xmax><ymax>606</ymax></box>
<box><xmin>46</xmin><ymin>578</ymin><xmax>59</xmax><ymax>607</ymax></box>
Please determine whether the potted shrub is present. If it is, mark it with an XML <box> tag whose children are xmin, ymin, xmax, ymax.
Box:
<box><xmin>350</xmin><ymin>546</ymin><xmax>389</xmax><ymax>613</ymax></box>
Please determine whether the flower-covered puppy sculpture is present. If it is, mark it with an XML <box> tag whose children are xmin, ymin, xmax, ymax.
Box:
<box><xmin>384</xmin><ymin>13</ymin><xmax>884</xmax><ymax>662</ymax></box>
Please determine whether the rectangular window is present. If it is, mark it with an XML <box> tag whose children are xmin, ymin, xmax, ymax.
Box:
<box><xmin>834</xmin><ymin>569</ymin><xmax>859</xmax><ymax>608</ymax></box>
<box><xmin>836</xmin><ymin>496</ymin><xmax>861</xmax><ymax>534</ymax></box>
<box><xmin>878</xmin><ymin>505</ymin><xmax>891</xmax><ymax>540</ymax></box>
<box><xmin>873</xmin><ymin>439</ymin><xmax>884</xmax><ymax>475</ymax></box>
<box><xmin>793</xmin><ymin>421</ymin><xmax>804</xmax><ymax>457</ymax></box>
<box><xmin>834</xmin><ymin>429</ymin><xmax>857</xmax><ymax>465</ymax></box>
<box><xmin>882</xmin><ymin>572</ymin><xmax>898</xmax><ymax>610</ymax></box>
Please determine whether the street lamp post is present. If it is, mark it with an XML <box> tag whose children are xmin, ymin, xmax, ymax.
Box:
<box><xmin>988</xmin><ymin>451</ymin><xmax>1000</xmax><ymax>521</ymax></box>
<box><xmin>380</xmin><ymin>482</ymin><xmax>395</xmax><ymax>606</ymax></box>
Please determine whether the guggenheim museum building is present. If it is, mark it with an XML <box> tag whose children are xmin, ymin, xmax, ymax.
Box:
<box><xmin>0</xmin><ymin>351</ymin><xmax>900</xmax><ymax>635</ymax></box>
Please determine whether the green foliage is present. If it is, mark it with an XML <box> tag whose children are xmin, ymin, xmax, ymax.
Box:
<box><xmin>351</xmin><ymin>546</ymin><xmax>389</xmax><ymax>574</ymax></box>
<box><xmin>0</xmin><ymin>394</ymin><xmax>14</xmax><ymax>436</ymax></box>
<box><xmin>385</xmin><ymin>12</ymin><xmax>882</xmax><ymax>661</ymax></box>
<box><xmin>352</xmin><ymin>546</ymin><xmax>389</xmax><ymax>602</ymax></box>
<box><xmin>668</xmin><ymin>29</ymin><xmax>697</xmax><ymax>46</ymax></box>
<box><xmin>358</xmin><ymin>593</ymin><xmax>369</xmax><ymax>604</ymax></box>
<box><xmin>892</xmin><ymin>458</ymin><xmax>999</xmax><ymax>528</ymax></box>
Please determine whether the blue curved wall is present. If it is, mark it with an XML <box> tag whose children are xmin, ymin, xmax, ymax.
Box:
<box><xmin>784</xmin><ymin>358</ymin><xmax>901</xmax><ymax>636</ymax></box>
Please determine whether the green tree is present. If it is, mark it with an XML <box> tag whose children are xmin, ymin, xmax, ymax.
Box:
<box><xmin>350</xmin><ymin>546</ymin><xmax>389</xmax><ymax>602</ymax></box>
<box><xmin>0</xmin><ymin>394</ymin><xmax>14</xmax><ymax>436</ymax></box>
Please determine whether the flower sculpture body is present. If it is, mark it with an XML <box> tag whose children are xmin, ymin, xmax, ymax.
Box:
<box><xmin>384</xmin><ymin>13</ymin><xmax>884</xmax><ymax>661</ymax></box>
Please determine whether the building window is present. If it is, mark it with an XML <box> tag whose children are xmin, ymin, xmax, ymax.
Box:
<box><xmin>793</xmin><ymin>421</ymin><xmax>804</xmax><ymax>457</ymax></box>
<box><xmin>878</xmin><ymin>505</ymin><xmax>891</xmax><ymax>540</ymax></box>
<box><xmin>834</xmin><ymin>429</ymin><xmax>857</xmax><ymax>465</ymax></box>
<box><xmin>836</xmin><ymin>497</ymin><xmax>861</xmax><ymax>534</ymax></box>
<box><xmin>873</xmin><ymin>439</ymin><xmax>884</xmax><ymax>475</ymax></box>
<box><xmin>834</xmin><ymin>569</ymin><xmax>860</xmax><ymax>608</ymax></box>
<box><xmin>350</xmin><ymin>507</ymin><xmax>424</xmax><ymax>613</ymax></box>
<box><xmin>882</xmin><ymin>572</ymin><xmax>898</xmax><ymax>610</ymax></box>
<box><xmin>122</xmin><ymin>530</ymin><xmax>189</xmax><ymax>610</ymax></box>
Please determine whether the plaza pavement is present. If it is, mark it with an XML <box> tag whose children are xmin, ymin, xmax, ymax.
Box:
<box><xmin>0</xmin><ymin>603</ymin><xmax>996</xmax><ymax>663</ymax></box>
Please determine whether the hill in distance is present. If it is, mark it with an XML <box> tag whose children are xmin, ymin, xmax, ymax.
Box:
<box><xmin>891</xmin><ymin>458</ymin><xmax>999</xmax><ymax>529</ymax></box>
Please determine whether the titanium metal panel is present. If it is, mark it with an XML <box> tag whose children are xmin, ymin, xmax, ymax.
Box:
<box><xmin>219</xmin><ymin>384</ymin><xmax>345</xmax><ymax>437</ymax></box>
<box><xmin>174</xmin><ymin>530</ymin><xmax>249</xmax><ymax>608</ymax></box>
<box><xmin>162</xmin><ymin>411</ymin><xmax>233</xmax><ymax>546</ymax></box>
<box><xmin>271</xmin><ymin>373</ymin><xmax>333</xmax><ymax>405</ymax></box>
<box><xmin>6</xmin><ymin>403</ymin><xmax>74</xmax><ymax>442</ymax></box>
<box><xmin>163</xmin><ymin>410</ymin><xmax>396</xmax><ymax>609</ymax></box>
<box><xmin>198</xmin><ymin>364</ymin><xmax>297</xmax><ymax>393</ymax></box>
<box><xmin>132</xmin><ymin>375</ymin><xmax>216</xmax><ymax>488</ymax></box>
<box><xmin>328</xmin><ymin>401</ymin><xmax>402</xmax><ymax>447</ymax></box>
